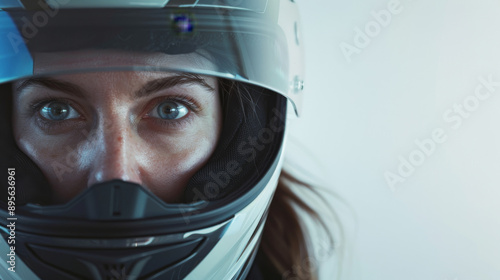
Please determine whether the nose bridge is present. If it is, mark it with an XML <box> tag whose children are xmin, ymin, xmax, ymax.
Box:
<box><xmin>88</xmin><ymin>115</ymin><xmax>142</xmax><ymax>187</ymax></box>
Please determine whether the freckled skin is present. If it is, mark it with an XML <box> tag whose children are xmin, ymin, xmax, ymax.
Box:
<box><xmin>12</xmin><ymin>70</ymin><xmax>222</xmax><ymax>204</ymax></box>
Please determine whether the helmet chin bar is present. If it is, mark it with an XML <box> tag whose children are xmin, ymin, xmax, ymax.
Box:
<box><xmin>0</xmin><ymin>181</ymin><xmax>224</xmax><ymax>279</ymax></box>
<box><xmin>23</xmin><ymin>180</ymin><xmax>206</xmax><ymax>220</ymax></box>
<box><xmin>1</xmin><ymin>217</ymin><xmax>229</xmax><ymax>280</ymax></box>
<box><xmin>0</xmin><ymin>148</ymin><xmax>284</xmax><ymax>280</ymax></box>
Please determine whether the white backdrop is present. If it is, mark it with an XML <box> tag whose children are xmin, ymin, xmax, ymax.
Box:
<box><xmin>287</xmin><ymin>0</ymin><xmax>500</xmax><ymax>279</ymax></box>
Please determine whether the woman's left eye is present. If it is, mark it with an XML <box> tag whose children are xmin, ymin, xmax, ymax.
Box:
<box><xmin>150</xmin><ymin>100</ymin><xmax>189</xmax><ymax>120</ymax></box>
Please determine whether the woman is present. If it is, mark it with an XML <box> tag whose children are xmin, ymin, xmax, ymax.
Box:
<box><xmin>0</xmin><ymin>1</ymin><xmax>336</xmax><ymax>279</ymax></box>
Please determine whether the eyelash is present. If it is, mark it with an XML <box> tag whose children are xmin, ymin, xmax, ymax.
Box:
<box><xmin>28</xmin><ymin>94</ymin><xmax>202</xmax><ymax>131</ymax></box>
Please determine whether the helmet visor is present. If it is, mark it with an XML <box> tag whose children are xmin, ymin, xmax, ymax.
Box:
<box><xmin>0</xmin><ymin>5</ymin><xmax>298</xmax><ymax>112</ymax></box>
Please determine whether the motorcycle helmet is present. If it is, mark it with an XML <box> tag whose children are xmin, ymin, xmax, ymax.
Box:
<box><xmin>0</xmin><ymin>0</ymin><xmax>304</xmax><ymax>279</ymax></box>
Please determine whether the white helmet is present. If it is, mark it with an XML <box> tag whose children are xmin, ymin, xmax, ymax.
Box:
<box><xmin>0</xmin><ymin>0</ymin><xmax>304</xmax><ymax>279</ymax></box>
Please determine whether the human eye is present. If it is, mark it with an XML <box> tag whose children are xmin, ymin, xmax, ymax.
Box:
<box><xmin>148</xmin><ymin>100</ymin><xmax>190</xmax><ymax>120</ymax></box>
<box><xmin>39</xmin><ymin>100</ymin><xmax>81</xmax><ymax>121</ymax></box>
<box><xmin>142</xmin><ymin>95</ymin><xmax>202</xmax><ymax>130</ymax></box>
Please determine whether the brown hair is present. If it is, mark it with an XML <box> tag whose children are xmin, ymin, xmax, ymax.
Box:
<box><xmin>261</xmin><ymin>169</ymin><xmax>341</xmax><ymax>280</ymax></box>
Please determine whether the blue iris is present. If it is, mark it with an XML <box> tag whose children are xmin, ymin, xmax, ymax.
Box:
<box><xmin>41</xmin><ymin>102</ymin><xmax>70</xmax><ymax>121</ymax></box>
<box><xmin>157</xmin><ymin>101</ymin><xmax>180</xmax><ymax>120</ymax></box>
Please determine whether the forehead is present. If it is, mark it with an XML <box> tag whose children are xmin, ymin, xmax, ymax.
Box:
<box><xmin>33</xmin><ymin>50</ymin><xmax>217</xmax><ymax>76</ymax></box>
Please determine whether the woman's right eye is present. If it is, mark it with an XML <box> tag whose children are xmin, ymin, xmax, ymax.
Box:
<box><xmin>39</xmin><ymin>101</ymin><xmax>81</xmax><ymax>121</ymax></box>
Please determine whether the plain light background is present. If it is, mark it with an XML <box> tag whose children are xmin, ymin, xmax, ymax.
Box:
<box><xmin>287</xmin><ymin>0</ymin><xmax>500</xmax><ymax>279</ymax></box>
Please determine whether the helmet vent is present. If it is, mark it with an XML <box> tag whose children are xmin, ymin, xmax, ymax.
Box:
<box><xmin>112</xmin><ymin>185</ymin><xmax>121</xmax><ymax>217</ymax></box>
<box><xmin>104</xmin><ymin>263</ymin><xmax>128</xmax><ymax>280</ymax></box>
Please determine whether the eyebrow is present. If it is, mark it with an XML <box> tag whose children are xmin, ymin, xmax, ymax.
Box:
<box><xmin>15</xmin><ymin>77</ymin><xmax>86</xmax><ymax>98</ymax></box>
<box><xmin>15</xmin><ymin>73</ymin><xmax>215</xmax><ymax>98</ymax></box>
<box><xmin>135</xmin><ymin>73</ymin><xmax>215</xmax><ymax>98</ymax></box>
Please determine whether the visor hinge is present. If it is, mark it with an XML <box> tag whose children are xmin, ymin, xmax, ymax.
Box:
<box><xmin>292</xmin><ymin>76</ymin><xmax>304</xmax><ymax>93</ymax></box>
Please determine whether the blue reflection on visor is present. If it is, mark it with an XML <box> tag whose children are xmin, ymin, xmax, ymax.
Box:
<box><xmin>173</xmin><ymin>14</ymin><xmax>194</xmax><ymax>33</ymax></box>
<box><xmin>0</xmin><ymin>11</ymin><xmax>33</xmax><ymax>84</ymax></box>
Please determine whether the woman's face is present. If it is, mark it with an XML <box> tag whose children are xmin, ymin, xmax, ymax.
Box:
<box><xmin>12</xmin><ymin>52</ymin><xmax>222</xmax><ymax>204</ymax></box>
